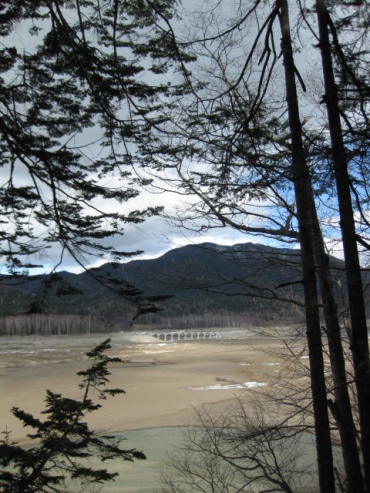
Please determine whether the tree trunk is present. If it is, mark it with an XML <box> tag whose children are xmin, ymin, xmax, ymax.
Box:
<box><xmin>315</xmin><ymin>2</ymin><xmax>370</xmax><ymax>489</ymax></box>
<box><xmin>311</xmin><ymin>223</ymin><xmax>365</xmax><ymax>493</ymax></box>
<box><xmin>279</xmin><ymin>2</ymin><xmax>336</xmax><ymax>492</ymax></box>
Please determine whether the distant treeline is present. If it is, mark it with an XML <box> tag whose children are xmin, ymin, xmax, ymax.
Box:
<box><xmin>137</xmin><ymin>308</ymin><xmax>304</xmax><ymax>330</ymax></box>
<box><xmin>0</xmin><ymin>315</ymin><xmax>113</xmax><ymax>336</ymax></box>
<box><xmin>0</xmin><ymin>305</ymin><xmax>305</xmax><ymax>336</ymax></box>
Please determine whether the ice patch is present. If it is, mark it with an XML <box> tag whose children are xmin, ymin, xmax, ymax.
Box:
<box><xmin>243</xmin><ymin>382</ymin><xmax>267</xmax><ymax>388</ymax></box>
<box><xmin>188</xmin><ymin>382</ymin><xmax>267</xmax><ymax>391</ymax></box>
<box><xmin>0</xmin><ymin>348</ymin><xmax>66</xmax><ymax>355</ymax></box>
<box><xmin>0</xmin><ymin>350</ymin><xmax>38</xmax><ymax>354</ymax></box>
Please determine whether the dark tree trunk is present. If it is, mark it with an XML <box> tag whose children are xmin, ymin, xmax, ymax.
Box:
<box><xmin>315</xmin><ymin>2</ymin><xmax>370</xmax><ymax>489</ymax></box>
<box><xmin>279</xmin><ymin>2</ymin><xmax>336</xmax><ymax>492</ymax></box>
<box><xmin>311</xmin><ymin>225</ymin><xmax>365</xmax><ymax>493</ymax></box>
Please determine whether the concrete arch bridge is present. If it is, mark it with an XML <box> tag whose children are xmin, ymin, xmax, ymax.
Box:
<box><xmin>151</xmin><ymin>331</ymin><xmax>222</xmax><ymax>342</ymax></box>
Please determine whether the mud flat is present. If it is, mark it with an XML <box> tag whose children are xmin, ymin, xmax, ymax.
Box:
<box><xmin>0</xmin><ymin>329</ymin><xmax>309</xmax><ymax>492</ymax></box>
<box><xmin>0</xmin><ymin>329</ymin><xmax>302</xmax><ymax>442</ymax></box>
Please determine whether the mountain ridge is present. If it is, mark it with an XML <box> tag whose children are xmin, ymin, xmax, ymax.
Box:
<box><xmin>0</xmin><ymin>241</ymin><xmax>344</xmax><ymax>331</ymax></box>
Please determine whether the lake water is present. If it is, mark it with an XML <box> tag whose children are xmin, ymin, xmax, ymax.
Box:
<box><xmin>86</xmin><ymin>426</ymin><xmax>323</xmax><ymax>493</ymax></box>
<box><xmin>89</xmin><ymin>427</ymin><xmax>185</xmax><ymax>493</ymax></box>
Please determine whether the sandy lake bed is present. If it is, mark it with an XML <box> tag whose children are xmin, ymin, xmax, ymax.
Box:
<box><xmin>0</xmin><ymin>328</ymin><xmax>310</xmax><ymax>492</ymax></box>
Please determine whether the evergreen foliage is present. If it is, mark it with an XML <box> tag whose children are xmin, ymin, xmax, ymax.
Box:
<box><xmin>0</xmin><ymin>0</ymin><xmax>189</xmax><ymax>315</ymax></box>
<box><xmin>0</xmin><ymin>339</ymin><xmax>145</xmax><ymax>493</ymax></box>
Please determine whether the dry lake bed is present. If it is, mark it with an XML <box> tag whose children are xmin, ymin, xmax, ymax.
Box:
<box><xmin>0</xmin><ymin>328</ymin><xmax>308</xmax><ymax>492</ymax></box>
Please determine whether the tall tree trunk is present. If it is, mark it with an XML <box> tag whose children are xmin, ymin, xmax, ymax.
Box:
<box><xmin>279</xmin><ymin>2</ymin><xmax>336</xmax><ymax>491</ymax></box>
<box><xmin>315</xmin><ymin>2</ymin><xmax>370</xmax><ymax>489</ymax></box>
<box><xmin>311</xmin><ymin>223</ymin><xmax>365</xmax><ymax>493</ymax></box>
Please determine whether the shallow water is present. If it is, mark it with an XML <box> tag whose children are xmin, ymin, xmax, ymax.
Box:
<box><xmin>75</xmin><ymin>426</ymin><xmax>323</xmax><ymax>493</ymax></box>
<box><xmin>88</xmin><ymin>427</ymin><xmax>185</xmax><ymax>493</ymax></box>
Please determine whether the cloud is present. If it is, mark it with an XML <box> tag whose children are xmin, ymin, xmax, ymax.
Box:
<box><xmin>17</xmin><ymin>209</ymin><xmax>263</xmax><ymax>275</ymax></box>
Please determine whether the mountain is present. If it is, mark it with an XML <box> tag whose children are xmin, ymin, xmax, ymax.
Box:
<box><xmin>0</xmin><ymin>242</ymin><xmax>341</xmax><ymax>331</ymax></box>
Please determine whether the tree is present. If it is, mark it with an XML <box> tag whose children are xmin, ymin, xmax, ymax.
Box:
<box><xmin>161</xmin><ymin>324</ymin><xmax>358</xmax><ymax>493</ymax></box>
<box><xmin>162</xmin><ymin>401</ymin><xmax>320</xmax><ymax>493</ymax></box>
<box><xmin>314</xmin><ymin>2</ymin><xmax>370</xmax><ymax>488</ymax></box>
<box><xmin>135</xmin><ymin>1</ymin><xmax>370</xmax><ymax>491</ymax></box>
<box><xmin>0</xmin><ymin>0</ymin><xmax>190</xmax><ymax>316</ymax></box>
<box><xmin>0</xmin><ymin>339</ymin><xmax>145</xmax><ymax>493</ymax></box>
<box><xmin>3</xmin><ymin>1</ymin><xmax>369</xmax><ymax>490</ymax></box>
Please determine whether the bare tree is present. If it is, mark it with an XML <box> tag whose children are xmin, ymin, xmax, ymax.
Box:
<box><xmin>138</xmin><ymin>1</ymin><xmax>370</xmax><ymax>490</ymax></box>
<box><xmin>162</xmin><ymin>399</ymin><xmax>320</xmax><ymax>493</ymax></box>
<box><xmin>161</xmin><ymin>323</ymin><xmax>357</xmax><ymax>493</ymax></box>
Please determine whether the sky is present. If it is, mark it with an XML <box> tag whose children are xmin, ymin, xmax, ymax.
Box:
<box><xmin>28</xmin><ymin>196</ymin><xmax>269</xmax><ymax>275</ymax></box>
<box><xmin>0</xmin><ymin>2</ymin><xmax>296</xmax><ymax>276</ymax></box>
<box><xmin>1</xmin><ymin>0</ymin><xmax>355</xmax><ymax>276</ymax></box>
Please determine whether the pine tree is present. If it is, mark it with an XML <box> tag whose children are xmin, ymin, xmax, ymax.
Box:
<box><xmin>0</xmin><ymin>339</ymin><xmax>145</xmax><ymax>493</ymax></box>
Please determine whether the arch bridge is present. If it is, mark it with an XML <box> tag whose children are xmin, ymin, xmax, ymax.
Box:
<box><xmin>151</xmin><ymin>331</ymin><xmax>222</xmax><ymax>342</ymax></box>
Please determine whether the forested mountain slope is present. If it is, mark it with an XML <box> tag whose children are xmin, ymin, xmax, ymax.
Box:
<box><xmin>0</xmin><ymin>242</ymin><xmax>347</xmax><ymax>332</ymax></box>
